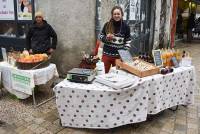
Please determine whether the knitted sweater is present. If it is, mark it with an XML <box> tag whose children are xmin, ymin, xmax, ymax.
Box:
<box><xmin>99</xmin><ymin>20</ymin><xmax>131</xmax><ymax>57</ymax></box>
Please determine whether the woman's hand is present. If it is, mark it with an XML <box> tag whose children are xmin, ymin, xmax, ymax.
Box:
<box><xmin>48</xmin><ymin>48</ymin><xmax>54</xmax><ymax>54</ymax></box>
<box><xmin>106</xmin><ymin>33</ymin><xmax>114</xmax><ymax>41</ymax></box>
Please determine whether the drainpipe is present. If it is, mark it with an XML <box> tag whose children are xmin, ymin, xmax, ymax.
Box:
<box><xmin>95</xmin><ymin>0</ymin><xmax>101</xmax><ymax>40</ymax></box>
<box><xmin>94</xmin><ymin>0</ymin><xmax>101</xmax><ymax>55</ymax></box>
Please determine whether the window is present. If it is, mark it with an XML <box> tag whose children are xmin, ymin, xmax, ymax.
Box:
<box><xmin>0</xmin><ymin>22</ymin><xmax>17</xmax><ymax>37</ymax></box>
<box><xmin>0</xmin><ymin>0</ymin><xmax>35</xmax><ymax>53</ymax></box>
<box><xmin>0</xmin><ymin>0</ymin><xmax>35</xmax><ymax>38</ymax></box>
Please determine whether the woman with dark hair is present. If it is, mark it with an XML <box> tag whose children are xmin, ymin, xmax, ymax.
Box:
<box><xmin>176</xmin><ymin>14</ymin><xmax>183</xmax><ymax>38</ymax></box>
<box><xmin>99</xmin><ymin>6</ymin><xmax>131</xmax><ymax>73</ymax></box>
<box><xmin>187</xmin><ymin>13</ymin><xmax>196</xmax><ymax>42</ymax></box>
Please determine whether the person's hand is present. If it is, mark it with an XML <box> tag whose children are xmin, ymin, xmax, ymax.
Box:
<box><xmin>29</xmin><ymin>49</ymin><xmax>33</xmax><ymax>54</ymax></box>
<box><xmin>48</xmin><ymin>48</ymin><xmax>54</xmax><ymax>54</ymax></box>
<box><xmin>106</xmin><ymin>33</ymin><xmax>114</xmax><ymax>41</ymax></box>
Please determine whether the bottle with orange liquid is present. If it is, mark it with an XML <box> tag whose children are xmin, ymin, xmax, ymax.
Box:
<box><xmin>161</xmin><ymin>48</ymin><xmax>167</xmax><ymax>67</ymax></box>
<box><xmin>175</xmin><ymin>49</ymin><xmax>181</xmax><ymax>62</ymax></box>
<box><xmin>165</xmin><ymin>48</ymin><xmax>170</xmax><ymax>67</ymax></box>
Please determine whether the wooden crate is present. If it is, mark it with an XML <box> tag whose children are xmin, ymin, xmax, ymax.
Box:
<box><xmin>115</xmin><ymin>59</ymin><xmax>160</xmax><ymax>78</ymax></box>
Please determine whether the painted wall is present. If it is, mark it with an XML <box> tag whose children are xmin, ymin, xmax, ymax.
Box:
<box><xmin>35</xmin><ymin>0</ymin><xmax>115</xmax><ymax>75</ymax></box>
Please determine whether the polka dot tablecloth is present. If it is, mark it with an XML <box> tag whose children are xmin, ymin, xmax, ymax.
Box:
<box><xmin>54</xmin><ymin>66</ymin><xmax>195</xmax><ymax>129</ymax></box>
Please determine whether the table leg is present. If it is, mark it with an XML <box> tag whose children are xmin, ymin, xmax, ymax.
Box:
<box><xmin>32</xmin><ymin>85</ymin><xmax>55</xmax><ymax>108</ymax></box>
<box><xmin>35</xmin><ymin>96</ymin><xmax>55</xmax><ymax>107</ymax></box>
<box><xmin>168</xmin><ymin>106</ymin><xmax>179</xmax><ymax>111</ymax></box>
<box><xmin>32</xmin><ymin>88</ymin><xmax>36</xmax><ymax>108</ymax></box>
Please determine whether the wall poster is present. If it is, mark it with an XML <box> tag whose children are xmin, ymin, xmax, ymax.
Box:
<box><xmin>0</xmin><ymin>0</ymin><xmax>15</xmax><ymax>20</ymax></box>
<box><xmin>17</xmin><ymin>0</ymin><xmax>32</xmax><ymax>20</ymax></box>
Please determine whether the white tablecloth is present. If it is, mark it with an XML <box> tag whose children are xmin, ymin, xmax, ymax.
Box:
<box><xmin>54</xmin><ymin>66</ymin><xmax>195</xmax><ymax>129</ymax></box>
<box><xmin>0</xmin><ymin>62</ymin><xmax>58</xmax><ymax>99</ymax></box>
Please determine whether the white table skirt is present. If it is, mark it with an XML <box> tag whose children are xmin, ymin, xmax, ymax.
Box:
<box><xmin>0</xmin><ymin>62</ymin><xmax>58</xmax><ymax>99</ymax></box>
<box><xmin>54</xmin><ymin>66</ymin><xmax>195</xmax><ymax>129</ymax></box>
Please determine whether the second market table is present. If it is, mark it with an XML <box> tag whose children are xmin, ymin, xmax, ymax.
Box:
<box><xmin>54</xmin><ymin>66</ymin><xmax>196</xmax><ymax>129</ymax></box>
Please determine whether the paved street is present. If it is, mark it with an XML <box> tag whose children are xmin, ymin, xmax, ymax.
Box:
<box><xmin>0</xmin><ymin>40</ymin><xmax>200</xmax><ymax>134</ymax></box>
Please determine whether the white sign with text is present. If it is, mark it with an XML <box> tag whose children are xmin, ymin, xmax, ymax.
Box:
<box><xmin>11</xmin><ymin>69</ymin><xmax>34</xmax><ymax>95</ymax></box>
<box><xmin>0</xmin><ymin>0</ymin><xmax>15</xmax><ymax>20</ymax></box>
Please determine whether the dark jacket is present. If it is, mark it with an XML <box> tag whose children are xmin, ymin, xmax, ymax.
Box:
<box><xmin>99</xmin><ymin>20</ymin><xmax>131</xmax><ymax>57</ymax></box>
<box><xmin>187</xmin><ymin>13</ymin><xmax>195</xmax><ymax>30</ymax></box>
<box><xmin>176</xmin><ymin>15</ymin><xmax>183</xmax><ymax>34</ymax></box>
<box><xmin>26</xmin><ymin>20</ymin><xmax>57</xmax><ymax>53</ymax></box>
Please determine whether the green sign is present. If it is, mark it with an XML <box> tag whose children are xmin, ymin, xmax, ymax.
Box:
<box><xmin>12</xmin><ymin>74</ymin><xmax>31</xmax><ymax>85</ymax></box>
<box><xmin>11</xmin><ymin>69</ymin><xmax>34</xmax><ymax>95</ymax></box>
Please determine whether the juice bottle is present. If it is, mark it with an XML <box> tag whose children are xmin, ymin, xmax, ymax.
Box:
<box><xmin>176</xmin><ymin>49</ymin><xmax>181</xmax><ymax>62</ymax></box>
<box><xmin>169</xmin><ymin>49</ymin><xmax>174</xmax><ymax>66</ymax></box>
<box><xmin>165</xmin><ymin>48</ymin><xmax>169</xmax><ymax>67</ymax></box>
<box><xmin>161</xmin><ymin>49</ymin><xmax>167</xmax><ymax>67</ymax></box>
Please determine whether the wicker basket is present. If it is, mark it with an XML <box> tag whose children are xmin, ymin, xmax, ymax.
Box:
<box><xmin>16</xmin><ymin>58</ymin><xmax>50</xmax><ymax>70</ymax></box>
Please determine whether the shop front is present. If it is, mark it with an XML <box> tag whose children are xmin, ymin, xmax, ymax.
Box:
<box><xmin>176</xmin><ymin>0</ymin><xmax>200</xmax><ymax>40</ymax></box>
<box><xmin>0</xmin><ymin>0</ymin><xmax>35</xmax><ymax>59</ymax></box>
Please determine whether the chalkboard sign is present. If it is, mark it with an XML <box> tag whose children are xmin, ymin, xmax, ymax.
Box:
<box><xmin>152</xmin><ymin>49</ymin><xmax>163</xmax><ymax>67</ymax></box>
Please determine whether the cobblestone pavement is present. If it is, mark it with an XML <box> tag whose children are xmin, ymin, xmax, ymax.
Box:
<box><xmin>1</xmin><ymin>41</ymin><xmax>200</xmax><ymax>134</ymax></box>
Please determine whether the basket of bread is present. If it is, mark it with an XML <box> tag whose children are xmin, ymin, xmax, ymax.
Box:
<box><xmin>16</xmin><ymin>50</ymin><xmax>50</xmax><ymax>70</ymax></box>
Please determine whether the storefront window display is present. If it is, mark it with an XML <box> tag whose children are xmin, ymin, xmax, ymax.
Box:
<box><xmin>0</xmin><ymin>0</ymin><xmax>34</xmax><ymax>37</ymax></box>
<box><xmin>0</xmin><ymin>22</ymin><xmax>31</xmax><ymax>38</ymax></box>
<box><xmin>0</xmin><ymin>0</ymin><xmax>35</xmax><ymax>52</ymax></box>
<box><xmin>0</xmin><ymin>22</ymin><xmax>16</xmax><ymax>37</ymax></box>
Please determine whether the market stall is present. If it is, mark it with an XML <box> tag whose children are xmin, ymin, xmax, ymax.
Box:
<box><xmin>53</xmin><ymin>48</ymin><xmax>196</xmax><ymax>129</ymax></box>
<box><xmin>0</xmin><ymin>62</ymin><xmax>58</xmax><ymax>99</ymax></box>
<box><xmin>54</xmin><ymin>66</ymin><xmax>195</xmax><ymax>129</ymax></box>
<box><xmin>0</xmin><ymin>49</ymin><xmax>58</xmax><ymax>107</ymax></box>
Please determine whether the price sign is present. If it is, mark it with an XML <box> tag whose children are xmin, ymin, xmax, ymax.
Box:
<box><xmin>152</xmin><ymin>49</ymin><xmax>163</xmax><ymax>67</ymax></box>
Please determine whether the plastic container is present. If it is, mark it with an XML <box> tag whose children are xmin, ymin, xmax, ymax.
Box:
<box><xmin>96</xmin><ymin>61</ymin><xmax>105</xmax><ymax>75</ymax></box>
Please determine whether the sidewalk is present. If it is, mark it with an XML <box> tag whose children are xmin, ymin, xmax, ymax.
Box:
<box><xmin>0</xmin><ymin>41</ymin><xmax>200</xmax><ymax>134</ymax></box>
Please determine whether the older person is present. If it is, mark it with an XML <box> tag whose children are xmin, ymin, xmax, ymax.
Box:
<box><xmin>26</xmin><ymin>11</ymin><xmax>57</xmax><ymax>54</ymax></box>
